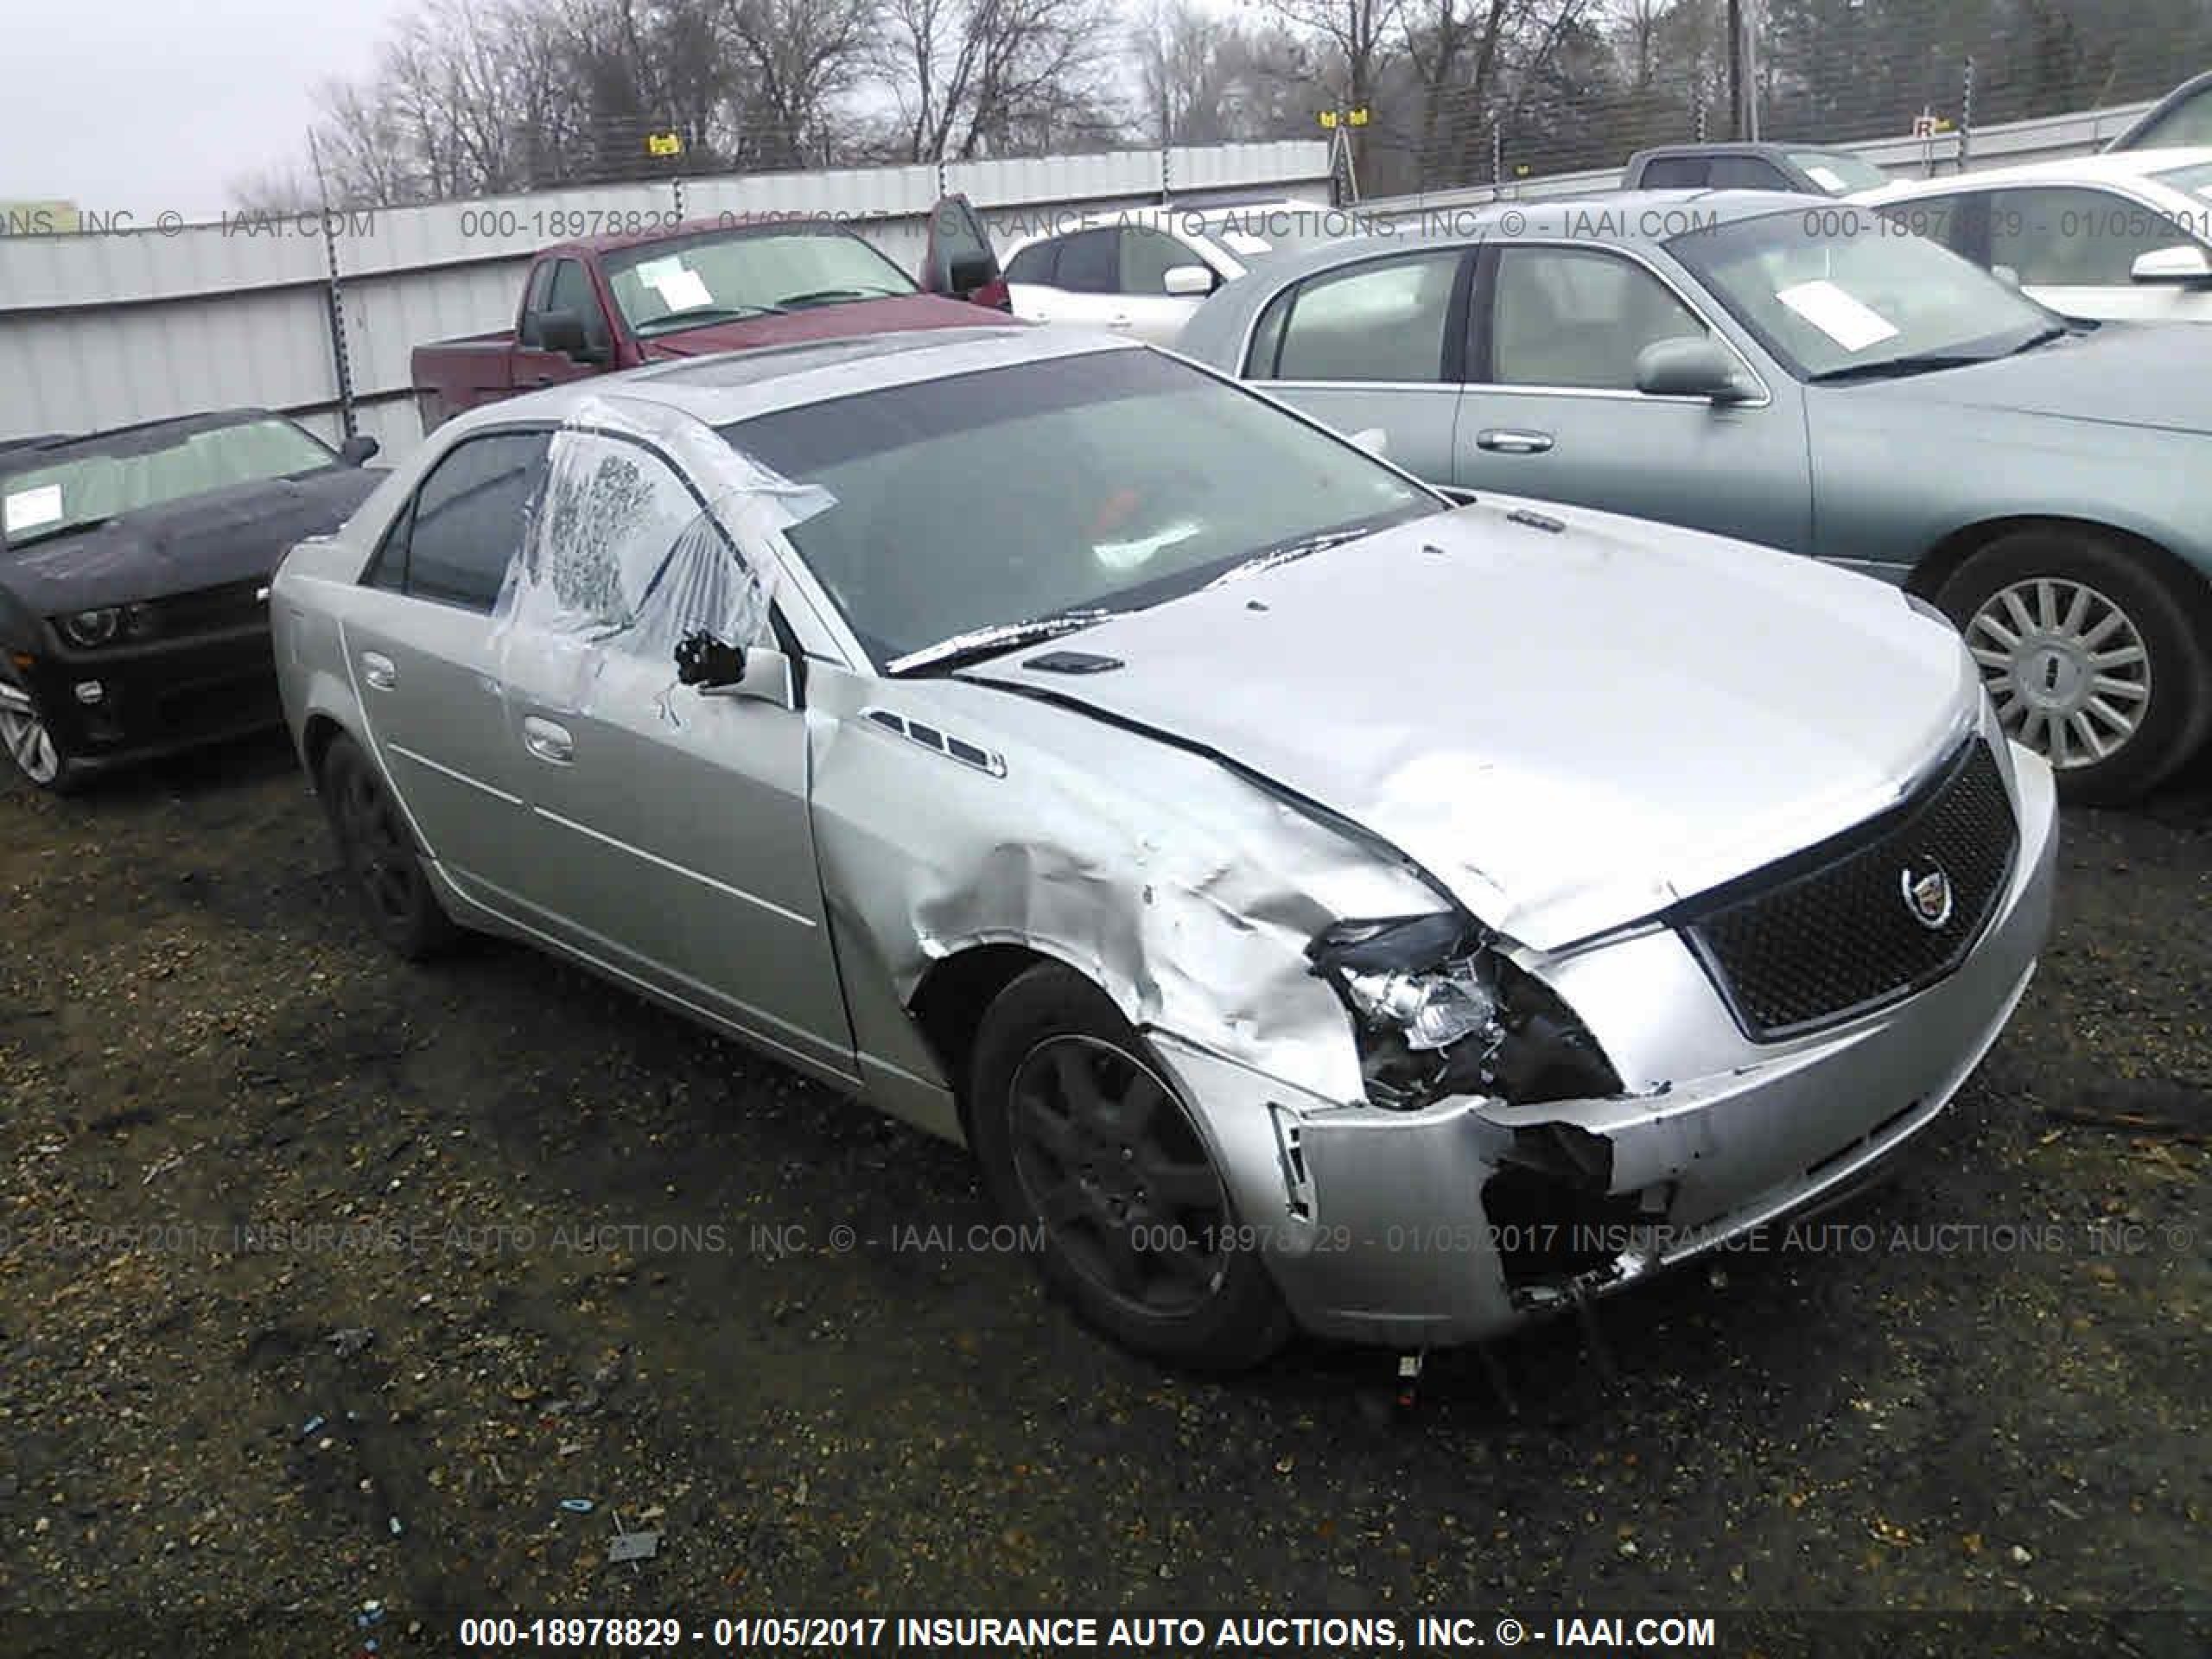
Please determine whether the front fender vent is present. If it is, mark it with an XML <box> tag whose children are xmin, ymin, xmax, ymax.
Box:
<box><xmin>861</xmin><ymin>708</ymin><xmax>1006</xmax><ymax>778</ymax></box>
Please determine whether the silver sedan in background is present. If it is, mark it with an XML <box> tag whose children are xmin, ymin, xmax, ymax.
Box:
<box><xmin>275</xmin><ymin>327</ymin><xmax>2056</xmax><ymax>1368</ymax></box>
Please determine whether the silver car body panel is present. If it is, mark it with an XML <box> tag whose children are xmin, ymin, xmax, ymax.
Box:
<box><xmin>273</xmin><ymin>327</ymin><xmax>2059</xmax><ymax>1346</ymax></box>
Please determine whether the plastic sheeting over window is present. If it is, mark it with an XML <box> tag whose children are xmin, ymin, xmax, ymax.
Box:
<box><xmin>486</xmin><ymin>394</ymin><xmax>833</xmax><ymax>719</ymax></box>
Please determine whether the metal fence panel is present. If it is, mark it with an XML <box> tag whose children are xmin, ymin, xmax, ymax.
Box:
<box><xmin>0</xmin><ymin>143</ymin><xmax>1333</xmax><ymax>462</ymax></box>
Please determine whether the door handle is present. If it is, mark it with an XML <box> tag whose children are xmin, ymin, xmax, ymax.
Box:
<box><xmin>360</xmin><ymin>652</ymin><xmax>397</xmax><ymax>690</ymax></box>
<box><xmin>1475</xmin><ymin>428</ymin><xmax>1554</xmax><ymax>454</ymax></box>
<box><xmin>522</xmin><ymin>715</ymin><xmax>574</xmax><ymax>765</ymax></box>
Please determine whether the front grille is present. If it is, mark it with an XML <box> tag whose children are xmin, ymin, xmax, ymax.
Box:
<box><xmin>151</xmin><ymin>578</ymin><xmax>267</xmax><ymax>637</ymax></box>
<box><xmin>1674</xmin><ymin>741</ymin><xmax>2018</xmax><ymax>1042</ymax></box>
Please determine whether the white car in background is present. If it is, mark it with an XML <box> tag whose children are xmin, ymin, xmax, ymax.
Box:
<box><xmin>1855</xmin><ymin>148</ymin><xmax>2212</xmax><ymax>323</ymax></box>
<box><xmin>999</xmin><ymin>199</ymin><xmax>1347</xmax><ymax>344</ymax></box>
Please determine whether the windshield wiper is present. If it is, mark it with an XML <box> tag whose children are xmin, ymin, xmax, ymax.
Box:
<box><xmin>2004</xmin><ymin>323</ymin><xmax>2070</xmax><ymax>355</ymax></box>
<box><xmin>1808</xmin><ymin>352</ymin><xmax>1995</xmax><ymax>384</ymax></box>
<box><xmin>636</xmin><ymin>303</ymin><xmax>789</xmax><ymax>335</ymax></box>
<box><xmin>1204</xmin><ymin>525</ymin><xmax>1376</xmax><ymax>589</ymax></box>
<box><xmin>774</xmin><ymin>286</ymin><xmax>905</xmax><ymax>308</ymax></box>
<box><xmin>887</xmin><ymin>609</ymin><xmax>1115</xmax><ymax>677</ymax></box>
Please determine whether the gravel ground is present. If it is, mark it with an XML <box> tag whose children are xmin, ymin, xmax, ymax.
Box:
<box><xmin>0</xmin><ymin>733</ymin><xmax>2204</xmax><ymax>1652</ymax></box>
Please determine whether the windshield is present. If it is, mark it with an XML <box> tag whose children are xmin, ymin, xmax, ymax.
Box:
<box><xmin>722</xmin><ymin>349</ymin><xmax>1437</xmax><ymax>669</ymax></box>
<box><xmin>1670</xmin><ymin>209</ymin><xmax>2058</xmax><ymax>380</ymax></box>
<box><xmin>1785</xmin><ymin>149</ymin><xmax>1891</xmax><ymax>195</ymax></box>
<box><xmin>606</xmin><ymin>227</ymin><xmax>918</xmax><ymax>336</ymax></box>
<box><xmin>2124</xmin><ymin>86</ymin><xmax>2212</xmax><ymax>150</ymax></box>
<box><xmin>2151</xmin><ymin>158</ymin><xmax>2212</xmax><ymax>201</ymax></box>
<box><xmin>2</xmin><ymin>416</ymin><xmax>334</xmax><ymax>549</ymax></box>
<box><xmin>1202</xmin><ymin>204</ymin><xmax>1370</xmax><ymax>261</ymax></box>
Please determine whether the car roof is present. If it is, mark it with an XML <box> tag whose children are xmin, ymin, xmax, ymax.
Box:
<box><xmin>1000</xmin><ymin>197</ymin><xmax>1342</xmax><ymax>251</ymax></box>
<box><xmin>1859</xmin><ymin>145</ymin><xmax>2212</xmax><ymax>199</ymax></box>
<box><xmin>442</xmin><ymin>325</ymin><xmax>1141</xmax><ymax>436</ymax></box>
<box><xmin>1211</xmin><ymin>188</ymin><xmax>1806</xmax><ymax>280</ymax></box>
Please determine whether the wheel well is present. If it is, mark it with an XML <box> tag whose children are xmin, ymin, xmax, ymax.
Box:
<box><xmin>302</xmin><ymin>714</ymin><xmax>346</xmax><ymax>787</ymax></box>
<box><xmin>1910</xmin><ymin>516</ymin><xmax>2212</xmax><ymax>627</ymax></box>
<box><xmin>907</xmin><ymin>944</ymin><xmax>1058</xmax><ymax>1112</ymax></box>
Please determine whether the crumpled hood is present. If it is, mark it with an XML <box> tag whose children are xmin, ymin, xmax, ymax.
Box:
<box><xmin>0</xmin><ymin>466</ymin><xmax>382</xmax><ymax>617</ymax></box>
<box><xmin>1845</xmin><ymin>323</ymin><xmax>2212</xmax><ymax>435</ymax></box>
<box><xmin>640</xmin><ymin>294</ymin><xmax>995</xmax><ymax>359</ymax></box>
<box><xmin>963</xmin><ymin>501</ymin><xmax>1980</xmax><ymax>951</ymax></box>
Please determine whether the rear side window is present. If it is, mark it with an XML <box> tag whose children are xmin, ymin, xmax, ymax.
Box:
<box><xmin>1053</xmin><ymin>229</ymin><xmax>1118</xmax><ymax>295</ymax></box>
<box><xmin>1638</xmin><ymin>156</ymin><xmax>1708</xmax><ymax>189</ymax></box>
<box><xmin>1707</xmin><ymin>156</ymin><xmax>1791</xmax><ymax>190</ymax></box>
<box><xmin>1872</xmin><ymin>194</ymin><xmax>1973</xmax><ymax>256</ymax></box>
<box><xmin>1004</xmin><ymin>240</ymin><xmax>1058</xmax><ymax>284</ymax></box>
<box><xmin>1273</xmin><ymin>251</ymin><xmax>1463</xmax><ymax>384</ymax></box>
<box><xmin>388</xmin><ymin>431</ymin><xmax>550</xmax><ymax>612</ymax></box>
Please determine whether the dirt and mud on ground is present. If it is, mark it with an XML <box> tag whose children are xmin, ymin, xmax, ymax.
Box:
<box><xmin>0</xmin><ymin>734</ymin><xmax>2204</xmax><ymax>1655</ymax></box>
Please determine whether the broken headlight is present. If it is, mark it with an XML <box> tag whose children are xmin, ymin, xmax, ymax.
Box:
<box><xmin>1309</xmin><ymin>913</ymin><xmax>1622</xmax><ymax>1110</ymax></box>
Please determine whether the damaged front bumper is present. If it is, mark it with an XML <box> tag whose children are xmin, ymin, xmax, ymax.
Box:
<box><xmin>1148</xmin><ymin>748</ymin><xmax>2059</xmax><ymax>1349</ymax></box>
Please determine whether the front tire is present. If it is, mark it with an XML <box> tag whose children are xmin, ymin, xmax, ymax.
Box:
<box><xmin>321</xmin><ymin>733</ymin><xmax>458</xmax><ymax>960</ymax></box>
<box><xmin>0</xmin><ymin>671</ymin><xmax>84</xmax><ymax>793</ymax></box>
<box><xmin>968</xmin><ymin>963</ymin><xmax>1291</xmax><ymax>1370</ymax></box>
<box><xmin>1936</xmin><ymin>529</ymin><xmax>2212</xmax><ymax>804</ymax></box>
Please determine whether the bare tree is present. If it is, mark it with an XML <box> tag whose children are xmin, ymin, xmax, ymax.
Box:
<box><xmin>887</xmin><ymin>0</ymin><xmax>1126</xmax><ymax>162</ymax></box>
<box><xmin>1256</xmin><ymin>0</ymin><xmax>1405</xmax><ymax>172</ymax></box>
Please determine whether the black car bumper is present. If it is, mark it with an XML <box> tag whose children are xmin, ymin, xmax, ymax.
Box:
<box><xmin>22</xmin><ymin>622</ymin><xmax>283</xmax><ymax>772</ymax></box>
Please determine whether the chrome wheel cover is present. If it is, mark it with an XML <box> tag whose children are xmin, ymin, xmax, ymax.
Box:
<box><xmin>0</xmin><ymin>686</ymin><xmax>60</xmax><ymax>785</ymax></box>
<box><xmin>1966</xmin><ymin>576</ymin><xmax>2150</xmax><ymax>771</ymax></box>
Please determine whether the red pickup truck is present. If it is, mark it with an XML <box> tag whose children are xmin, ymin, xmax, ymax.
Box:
<box><xmin>411</xmin><ymin>195</ymin><xmax>1007</xmax><ymax>432</ymax></box>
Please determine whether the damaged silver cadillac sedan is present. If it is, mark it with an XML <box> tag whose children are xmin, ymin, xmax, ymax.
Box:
<box><xmin>273</xmin><ymin>327</ymin><xmax>2057</xmax><ymax>1368</ymax></box>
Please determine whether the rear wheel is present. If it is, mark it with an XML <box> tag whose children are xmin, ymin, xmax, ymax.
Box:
<box><xmin>968</xmin><ymin>963</ymin><xmax>1290</xmax><ymax>1370</ymax></box>
<box><xmin>321</xmin><ymin>733</ymin><xmax>458</xmax><ymax>959</ymax></box>
<box><xmin>1936</xmin><ymin>530</ymin><xmax>2212</xmax><ymax>804</ymax></box>
<box><xmin>0</xmin><ymin>670</ymin><xmax>83</xmax><ymax>793</ymax></box>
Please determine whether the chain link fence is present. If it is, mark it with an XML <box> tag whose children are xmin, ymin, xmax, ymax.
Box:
<box><xmin>1350</xmin><ymin>0</ymin><xmax>2212</xmax><ymax>199</ymax></box>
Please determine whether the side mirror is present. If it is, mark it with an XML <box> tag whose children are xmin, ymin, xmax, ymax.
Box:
<box><xmin>1990</xmin><ymin>264</ymin><xmax>2024</xmax><ymax>291</ymax></box>
<box><xmin>945</xmin><ymin>251</ymin><xmax>995</xmax><ymax>297</ymax></box>
<box><xmin>337</xmin><ymin>434</ymin><xmax>380</xmax><ymax>467</ymax></box>
<box><xmin>2130</xmin><ymin>244</ymin><xmax>2212</xmax><ymax>284</ymax></box>
<box><xmin>1635</xmin><ymin>337</ymin><xmax>1751</xmax><ymax>402</ymax></box>
<box><xmin>1161</xmin><ymin>264</ymin><xmax>1213</xmax><ymax>297</ymax></box>
<box><xmin>536</xmin><ymin>309</ymin><xmax>604</xmax><ymax>362</ymax></box>
<box><xmin>676</xmin><ymin>632</ymin><xmax>795</xmax><ymax>709</ymax></box>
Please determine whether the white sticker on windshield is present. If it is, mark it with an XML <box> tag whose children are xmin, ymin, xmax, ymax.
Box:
<box><xmin>1777</xmin><ymin>279</ymin><xmax>1901</xmax><ymax>353</ymax></box>
<box><xmin>653</xmin><ymin>269</ymin><xmax>713</xmax><ymax>311</ymax></box>
<box><xmin>3</xmin><ymin>483</ymin><xmax>62</xmax><ymax>535</ymax></box>
<box><xmin>1804</xmin><ymin>165</ymin><xmax>1848</xmax><ymax>194</ymax></box>
<box><xmin>1221</xmin><ymin>232</ymin><xmax>1271</xmax><ymax>257</ymax></box>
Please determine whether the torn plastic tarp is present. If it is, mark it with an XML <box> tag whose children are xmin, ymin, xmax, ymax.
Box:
<box><xmin>488</xmin><ymin>392</ymin><xmax>833</xmax><ymax>720</ymax></box>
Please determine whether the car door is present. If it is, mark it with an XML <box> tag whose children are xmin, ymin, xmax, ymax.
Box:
<box><xmin>1003</xmin><ymin>236</ymin><xmax>1071</xmax><ymax>323</ymax></box>
<box><xmin>1113</xmin><ymin>226</ymin><xmax>1216</xmax><ymax>343</ymax></box>
<box><xmin>1986</xmin><ymin>185</ymin><xmax>2212</xmax><ymax>322</ymax></box>
<box><xmin>343</xmin><ymin>429</ymin><xmax>548</xmax><ymax>911</ymax></box>
<box><xmin>516</xmin><ymin>257</ymin><xmax>612</xmax><ymax>388</ymax></box>
<box><xmin>496</xmin><ymin>428</ymin><xmax>855</xmax><ymax>1079</ymax></box>
<box><xmin>1455</xmin><ymin>242</ymin><xmax>1813</xmax><ymax>554</ymax></box>
<box><xmin>1242</xmin><ymin>245</ymin><xmax>1473</xmax><ymax>482</ymax></box>
<box><xmin>1019</xmin><ymin>226</ymin><xmax>1123</xmax><ymax>330</ymax></box>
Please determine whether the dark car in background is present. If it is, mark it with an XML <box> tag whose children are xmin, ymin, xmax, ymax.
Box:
<box><xmin>1624</xmin><ymin>142</ymin><xmax>1891</xmax><ymax>195</ymax></box>
<box><xmin>0</xmin><ymin>409</ymin><xmax>384</xmax><ymax>791</ymax></box>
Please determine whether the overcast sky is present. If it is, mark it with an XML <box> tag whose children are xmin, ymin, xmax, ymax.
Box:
<box><xmin>4</xmin><ymin>0</ymin><xmax>416</xmax><ymax>219</ymax></box>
